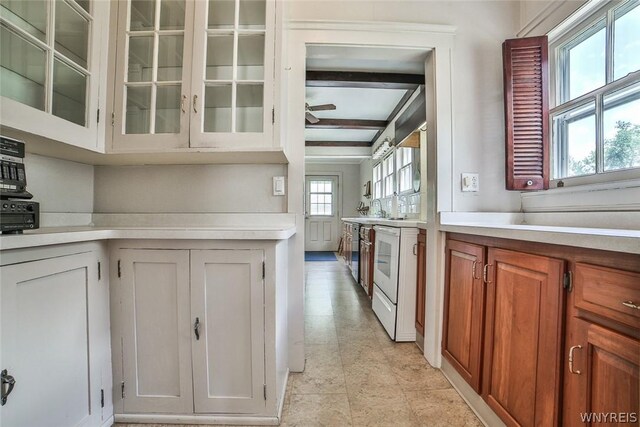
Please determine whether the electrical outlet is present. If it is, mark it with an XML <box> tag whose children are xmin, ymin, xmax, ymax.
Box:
<box><xmin>273</xmin><ymin>176</ymin><xmax>286</xmax><ymax>196</ymax></box>
<box><xmin>461</xmin><ymin>173</ymin><xmax>479</xmax><ymax>192</ymax></box>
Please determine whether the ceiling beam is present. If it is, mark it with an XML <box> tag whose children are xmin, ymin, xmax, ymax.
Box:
<box><xmin>305</xmin><ymin>119</ymin><xmax>387</xmax><ymax>130</ymax></box>
<box><xmin>305</xmin><ymin>141</ymin><xmax>372</xmax><ymax>147</ymax></box>
<box><xmin>306</xmin><ymin>71</ymin><xmax>424</xmax><ymax>90</ymax></box>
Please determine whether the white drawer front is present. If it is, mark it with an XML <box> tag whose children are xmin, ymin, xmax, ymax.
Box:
<box><xmin>372</xmin><ymin>284</ymin><xmax>397</xmax><ymax>340</ymax></box>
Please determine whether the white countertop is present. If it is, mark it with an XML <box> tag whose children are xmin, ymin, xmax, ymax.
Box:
<box><xmin>0</xmin><ymin>225</ymin><xmax>297</xmax><ymax>251</ymax></box>
<box><xmin>341</xmin><ymin>217</ymin><xmax>426</xmax><ymax>228</ymax></box>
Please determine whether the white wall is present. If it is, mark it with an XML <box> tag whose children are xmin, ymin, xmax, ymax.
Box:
<box><xmin>24</xmin><ymin>154</ymin><xmax>94</xmax><ymax>226</ymax></box>
<box><xmin>289</xmin><ymin>1</ymin><xmax>523</xmax><ymax>213</ymax></box>
<box><xmin>305</xmin><ymin>162</ymin><xmax>361</xmax><ymax>217</ymax></box>
<box><xmin>94</xmin><ymin>164</ymin><xmax>287</xmax><ymax>213</ymax></box>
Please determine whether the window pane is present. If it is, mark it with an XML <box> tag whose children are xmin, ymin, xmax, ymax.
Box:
<box><xmin>0</xmin><ymin>24</ymin><xmax>46</xmax><ymax>110</ymax></box>
<box><xmin>567</xmin><ymin>24</ymin><xmax>606</xmax><ymax>100</ymax></box>
<box><xmin>155</xmin><ymin>84</ymin><xmax>181</xmax><ymax>134</ymax></box>
<box><xmin>55</xmin><ymin>0</ymin><xmax>89</xmax><ymax>69</ymax></box>
<box><xmin>310</xmin><ymin>194</ymin><xmax>317</xmax><ymax>203</ymax></box>
<box><xmin>204</xmin><ymin>84</ymin><xmax>232</xmax><ymax>132</ymax></box>
<box><xmin>157</xmin><ymin>35</ymin><xmax>183</xmax><ymax>81</ymax></box>
<box><xmin>603</xmin><ymin>84</ymin><xmax>640</xmax><ymax>171</ymax></box>
<box><xmin>614</xmin><ymin>4</ymin><xmax>640</xmax><ymax>80</ymax></box>
<box><xmin>125</xmin><ymin>85</ymin><xmax>152</xmax><ymax>134</ymax></box>
<box><xmin>0</xmin><ymin>0</ymin><xmax>47</xmax><ymax>41</ymax></box>
<box><xmin>52</xmin><ymin>58</ymin><xmax>87</xmax><ymax>126</ymax></box>
<box><xmin>310</xmin><ymin>182</ymin><xmax>318</xmax><ymax>193</ymax></box>
<box><xmin>567</xmin><ymin>113</ymin><xmax>596</xmax><ymax>177</ymax></box>
<box><xmin>76</xmin><ymin>0</ymin><xmax>90</xmax><ymax>13</ymax></box>
<box><xmin>310</xmin><ymin>205</ymin><xmax>318</xmax><ymax>215</ymax></box>
<box><xmin>130</xmin><ymin>0</ymin><xmax>155</xmax><ymax>31</ymax></box>
<box><xmin>159</xmin><ymin>0</ymin><xmax>185</xmax><ymax>30</ymax></box>
<box><xmin>128</xmin><ymin>36</ymin><xmax>153</xmax><ymax>82</ymax></box>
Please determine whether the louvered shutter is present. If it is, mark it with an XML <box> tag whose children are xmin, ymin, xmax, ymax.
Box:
<box><xmin>503</xmin><ymin>36</ymin><xmax>549</xmax><ymax>191</ymax></box>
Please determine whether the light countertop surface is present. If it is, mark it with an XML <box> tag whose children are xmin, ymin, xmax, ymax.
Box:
<box><xmin>341</xmin><ymin>217</ymin><xmax>426</xmax><ymax>228</ymax></box>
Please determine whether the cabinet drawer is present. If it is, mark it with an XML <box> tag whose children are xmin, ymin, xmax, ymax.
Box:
<box><xmin>575</xmin><ymin>263</ymin><xmax>640</xmax><ymax>330</ymax></box>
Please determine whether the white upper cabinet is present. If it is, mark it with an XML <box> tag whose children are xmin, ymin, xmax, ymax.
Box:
<box><xmin>110</xmin><ymin>0</ymin><xmax>276</xmax><ymax>152</ymax></box>
<box><xmin>0</xmin><ymin>0</ymin><xmax>110</xmax><ymax>151</ymax></box>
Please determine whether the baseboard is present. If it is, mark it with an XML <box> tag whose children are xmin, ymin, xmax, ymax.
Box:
<box><xmin>101</xmin><ymin>415</ymin><xmax>114</xmax><ymax>427</ymax></box>
<box><xmin>114</xmin><ymin>413</ymin><xmax>280</xmax><ymax>425</ymax></box>
<box><xmin>277</xmin><ymin>369</ymin><xmax>290</xmax><ymax>422</ymax></box>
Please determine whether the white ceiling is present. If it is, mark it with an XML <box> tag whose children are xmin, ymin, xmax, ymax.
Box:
<box><xmin>306</xmin><ymin>87</ymin><xmax>408</xmax><ymax>121</ymax></box>
<box><xmin>306</xmin><ymin>45</ymin><xmax>430</xmax><ymax>74</ymax></box>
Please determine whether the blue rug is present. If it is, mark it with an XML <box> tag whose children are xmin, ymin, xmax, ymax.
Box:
<box><xmin>305</xmin><ymin>251</ymin><xmax>338</xmax><ymax>261</ymax></box>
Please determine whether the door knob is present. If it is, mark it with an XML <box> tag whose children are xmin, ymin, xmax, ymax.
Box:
<box><xmin>1</xmin><ymin>369</ymin><xmax>16</xmax><ymax>406</ymax></box>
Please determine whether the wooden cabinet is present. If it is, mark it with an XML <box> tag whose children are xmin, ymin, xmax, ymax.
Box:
<box><xmin>110</xmin><ymin>0</ymin><xmax>277</xmax><ymax>152</ymax></box>
<box><xmin>0</xmin><ymin>0</ymin><xmax>111</xmax><ymax>150</ymax></box>
<box><xmin>442</xmin><ymin>239</ymin><xmax>485</xmax><ymax>392</ymax></box>
<box><xmin>116</xmin><ymin>247</ymin><xmax>266</xmax><ymax>415</ymax></box>
<box><xmin>415</xmin><ymin>229</ymin><xmax>426</xmax><ymax>337</ymax></box>
<box><xmin>482</xmin><ymin>248</ymin><xmax>564</xmax><ymax>427</ymax></box>
<box><xmin>0</xmin><ymin>249</ymin><xmax>112</xmax><ymax>427</ymax></box>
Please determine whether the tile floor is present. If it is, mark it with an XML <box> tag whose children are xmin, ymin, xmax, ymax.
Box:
<box><xmin>116</xmin><ymin>258</ymin><xmax>482</xmax><ymax>427</ymax></box>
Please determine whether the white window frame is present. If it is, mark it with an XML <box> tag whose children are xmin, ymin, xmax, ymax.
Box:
<box><xmin>307</xmin><ymin>177</ymin><xmax>335</xmax><ymax>217</ymax></box>
<box><xmin>372</xmin><ymin>162</ymin><xmax>382</xmax><ymax>200</ymax></box>
<box><xmin>396</xmin><ymin>146</ymin><xmax>415</xmax><ymax>195</ymax></box>
<box><xmin>382</xmin><ymin>151</ymin><xmax>395</xmax><ymax>197</ymax></box>
<box><xmin>549</xmin><ymin>0</ymin><xmax>640</xmax><ymax>187</ymax></box>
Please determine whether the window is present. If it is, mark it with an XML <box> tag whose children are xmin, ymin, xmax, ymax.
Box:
<box><xmin>552</xmin><ymin>1</ymin><xmax>640</xmax><ymax>180</ymax></box>
<box><xmin>308</xmin><ymin>179</ymin><xmax>333</xmax><ymax>216</ymax></box>
<box><xmin>382</xmin><ymin>153</ymin><xmax>395</xmax><ymax>197</ymax></box>
<box><xmin>396</xmin><ymin>147</ymin><xmax>413</xmax><ymax>193</ymax></box>
<box><xmin>373</xmin><ymin>163</ymin><xmax>382</xmax><ymax>199</ymax></box>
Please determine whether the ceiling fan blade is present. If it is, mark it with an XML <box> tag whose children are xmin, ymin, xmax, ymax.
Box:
<box><xmin>309</xmin><ymin>103</ymin><xmax>336</xmax><ymax>111</ymax></box>
<box><xmin>305</xmin><ymin>112</ymin><xmax>320</xmax><ymax>124</ymax></box>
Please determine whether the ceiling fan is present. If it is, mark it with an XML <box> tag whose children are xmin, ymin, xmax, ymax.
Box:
<box><xmin>305</xmin><ymin>102</ymin><xmax>336</xmax><ymax>124</ymax></box>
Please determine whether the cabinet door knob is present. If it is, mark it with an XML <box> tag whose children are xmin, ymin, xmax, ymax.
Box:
<box><xmin>1</xmin><ymin>369</ymin><xmax>16</xmax><ymax>406</ymax></box>
<box><xmin>194</xmin><ymin>317</ymin><xmax>201</xmax><ymax>340</ymax></box>
<box><xmin>622</xmin><ymin>301</ymin><xmax>640</xmax><ymax>310</ymax></box>
<box><xmin>568</xmin><ymin>345</ymin><xmax>582</xmax><ymax>375</ymax></box>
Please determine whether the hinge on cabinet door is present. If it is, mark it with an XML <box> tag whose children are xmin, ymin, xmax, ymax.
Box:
<box><xmin>262</xmin><ymin>261</ymin><xmax>265</xmax><ymax>279</ymax></box>
<box><xmin>121</xmin><ymin>381</ymin><xmax>125</xmax><ymax>399</ymax></box>
<box><xmin>117</xmin><ymin>260</ymin><xmax>121</xmax><ymax>278</ymax></box>
<box><xmin>97</xmin><ymin>109</ymin><xmax>100</xmax><ymax>123</ymax></box>
<box><xmin>563</xmin><ymin>271</ymin><xmax>573</xmax><ymax>292</ymax></box>
<box><xmin>263</xmin><ymin>384</ymin><xmax>267</xmax><ymax>400</ymax></box>
<box><xmin>100</xmin><ymin>389</ymin><xmax>104</xmax><ymax>408</ymax></box>
<box><xmin>111</xmin><ymin>112</ymin><xmax>115</xmax><ymax>127</ymax></box>
<box><xmin>271</xmin><ymin>107</ymin><xmax>275</xmax><ymax>124</ymax></box>
<box><xmin>98</xmin><ymin>262</ymin><xmax>101</xmax><ymax>281</ymax></box>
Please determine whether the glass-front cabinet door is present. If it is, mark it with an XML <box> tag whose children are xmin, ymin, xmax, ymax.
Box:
<box><xmin>189</xmin><ymin>0</ymin><xmax>274</xmax><ymax>148</ymax></box>
<box><xmin>0</xmin><ymin>0</ymin><xmax>109</xmax><ymax>150</ymax></box>
<box><xmin>111</xmin><ymin>0</ymin><xmax>194</xmax><ymax>151</ymax></box>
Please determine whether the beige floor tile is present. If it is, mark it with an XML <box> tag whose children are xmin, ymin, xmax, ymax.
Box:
<box><xmin>283</xmin><ymin>393</ymin><xmax>352</xmax><ymax>427</ymax></box>
<box><xmin>291</xmin><ymin>345</ymin><xmax>346</xmax><ymax>394</ymax></box>
<box><xmin>343</xmin><ymin>361</ymin><xmax>399</xmax><ymax>388</ymax></box>
<box><xmin>339</xmin><ymin>339</ymin><xmax>388</xmax><ymax>366</ymax></box>
<box><xmin>391</xmin><ymin>363</ymin><xmax>452</xmax><ymax>392</ymax></box>
<box><xmin>347</xmin><ymin>384</ymin><xmax>420</xmax><ymax>427</ymax></box>
<box><xmin>305</xmin><ymin>315</ymin><xmax>338</xmax><ymax>345</ymax></box>
<box><xmin>405</xmin><ymin>389</ymin><xmax>483</xmax><ymax>427</ymax></box>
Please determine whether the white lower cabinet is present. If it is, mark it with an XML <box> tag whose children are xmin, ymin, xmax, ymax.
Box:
<box><xmin>0</xmin><ymin>247</ymin><xmax>112</xmax><ymax>427</ymax></box>
<box><xmin>111</xmin><ymin>241</ymin><xmax>287</xmax><ymax>423</ymax></box>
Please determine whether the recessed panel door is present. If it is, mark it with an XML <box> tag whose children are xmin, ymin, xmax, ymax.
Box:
<box><xmin>191</xmin><ymin>249</ymin><xmax>265</xmax><ymax>414</ymax></box>
<box><xmin>305</xmin><ymin>175</ymin><xmax>339</xmax><ymax>252</ymax></box>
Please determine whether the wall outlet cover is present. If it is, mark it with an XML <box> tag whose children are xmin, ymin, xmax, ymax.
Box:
<box><xmin>273</xmin><ymin>176</ymin><xmax>286</xmax><ymax>196</ymax></box>
<box><xmin>461</xmin><ymin>173</ymin><xmax>479</xmax><ymax>192</ymax></box>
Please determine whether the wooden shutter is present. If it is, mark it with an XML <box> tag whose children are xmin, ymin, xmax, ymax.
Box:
<box><xmin>503</xmin><ymin>36</ymin><xmax>549</xmax><ymax>191</ymax></box>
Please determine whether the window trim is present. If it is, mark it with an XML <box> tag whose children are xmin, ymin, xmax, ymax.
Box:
<box><xmin>307</xmin><ymin>176</ymin><xmax>335</xmax><ymax>217</ymax></box>
<box><xmin>381</xmin><ymin>151</ymin><xmax>395</xmax><ymax>198</ymax></box>
<box><xmin>396</xmin><ymin>146</ymin><xmax>415</xmax><ymax>195</ymax></box>
<box><xmin>372</xmin><ymin>162</ymin><xmax>382</xmax><ymax>200</ymax></box>
<box><xmin>549</xmin><ymin>0</ymin><xmax>640</xmax><ymax>187</ymax></box>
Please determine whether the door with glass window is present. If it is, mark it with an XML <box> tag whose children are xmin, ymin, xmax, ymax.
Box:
<box><xmin>305</xmin><ymin>176</ymin><xmax>339</xmax><ymax>252</ymax></box>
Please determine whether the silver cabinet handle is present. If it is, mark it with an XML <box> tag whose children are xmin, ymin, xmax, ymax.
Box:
<box><xmin>622</xmin><ymin>301</ymin><xmax>640</xmax><ymax>310</ymax></box>
<box><xmin>193</xmin><ymin>94</ymin><xmax>198</xmax><ymax>113</ymax></box>
<box><xmin>1</xmin><ymin>369</ymin><xmax>16</xmax><ymax>406</ymax></box>
<box><xmin>181</xmin><ymin>94</ymin><xmax>187</xmax><ymax>113</ymax></box>
<box><xmin>568</xmin><ymin>345</ymin><xmax>582</xmax><ymax>375</ymax></box>
<box><xmin>413</xmin><ymin>243</ymin><xmax>417</xmax><ymax>256</ymax></box>
<box><xmin>194</xmin><ymin>317</ymin><xmax>201</xmax><ymax>340</ymax></box>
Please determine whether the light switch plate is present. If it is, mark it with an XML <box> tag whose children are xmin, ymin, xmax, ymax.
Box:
<box><xmin>461</xmin><ymin>173</ymin><xmax>479</xmax><ymax>192</ymax></box>
<box><xmin>273</xmin><ymin>176</ymin><xmax>286</xmax><ymax>196</ymax></box>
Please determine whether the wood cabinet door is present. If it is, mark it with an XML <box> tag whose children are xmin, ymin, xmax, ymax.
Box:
<box><xmin>563</xmin><ymin>318</ymin><xmax>639</xmax><ymax>426</ymax></box>
<box><xmin>415</xmin><ymin>230</ymin><xmax>426</xmax><ymax>336</ymax></box>
<box><xmin>119</xmin><ymin>249</ymin><xmax>193</xmax><ymax>414</ymax></box>
<box><xmin>482</xmin><ymin>248</ymin><xmax>564</xmax><ymax>427</ymax></box>
<box><xmin>0</xmin><ymin>252</ymin><xmax>102</xmax><ymax>427</ymax></box>
<box><xmin>191</xmin><ymin>249</ymin><xmax>266</xmax><ymax>414</ymax></box>
<box><xmin>441</xmin><ymin>239</ymin><xmax>486</xmax><ymax>392</ymax></box>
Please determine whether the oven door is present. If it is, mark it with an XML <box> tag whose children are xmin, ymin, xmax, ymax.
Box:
<box><xmin>373</xmin><ymin>225</ymin><xmax>400</xmax><ymax>303</ymax></box>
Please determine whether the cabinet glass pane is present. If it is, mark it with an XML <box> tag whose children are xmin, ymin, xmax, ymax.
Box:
<box><xmin>130</xmin><ymin>0</ymin><xmax>155</xmax><ymax>31</ymax></box>
<box><xmin>52</xmin><ymin>58</ymin><xmax>87</xmax><ymax>126</ymax></box>
<box><xmin>155</xmin><ymin>85</ymin><xmax>181</xmax><ymax>134</ymax></box>
<box><xmin>205</xmin><ymin>35</ymin><xmax>233</xmax><ymax>80</ymax></box>
<box><xmin>237</xmin><ymin>34</ymin><xmax>264</xmax><ymax>80</ymax></box>
<box><xmin>239</xmin><ymin>0</ymin><xmax>265</xmax><ymax>29</ymax></box>
<box><xmin>0</xmin><ymin>0</ymin><xmax>47</xmax><ymax>42</ymax></box>
<box><xmin>236</xmin><ymin>83</ymin><xmax>262</xmax><ymax>132</ymax></box>
<box><xmin>126</xmin><ymin>85</ymin><xmax>152</xmax><ymax>134</ymax></box>
<box><xmin>75</xmin><ymin>0</ymin><xmax>90</xmax><ymax>13</ymax></box>
<box><xmin>207</xmin><ymin>0</ymin><xmax>235</xmax><ymax>29</ymax></box>
<box><xmin>204</xmin><ymin>84</ymin><xmax>231</xmax><ymax>132</ymax></box>
<box><xmin>159</xmin><ymin>0</ymin><xmax>185</xmax><ymax>30</ymax></box>
<box><xmin>128</xmin><ymin>36</ymin><xmax>153</xmax><ymax>82</ymax></box>
<box><xmin>0</xmin><ymin>25</ymin><xmax>46</xmax><ymax>110</ymax></box>
<box><xmin>157</xmin><ymin>35</ymin><xmax>183</xmax><ymax>81</ymax></box>
<box><xmin>55</xmin><ymin>0</ymin><xmax>89</xmax><ymax>69</ymax></box>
